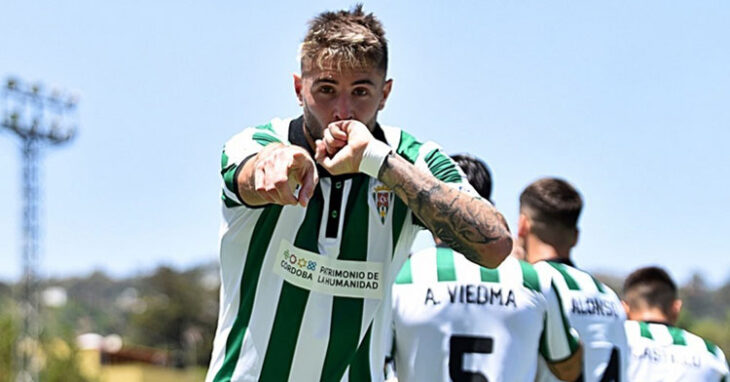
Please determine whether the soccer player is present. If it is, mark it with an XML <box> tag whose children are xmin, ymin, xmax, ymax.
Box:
<box><xmin>519</xmin><ymin>178</ymin><xmax>629</xmax><ymax>382</ymax></box>
<box><xmin>622</xmin><ymin>266</ymin><xmax>729</xmax><ymax>381</ymax></box>
<box><xmin>390</xmin><ymin>155</ymin><xmax>583</xmax><ymax>382</ymax></box>
<box><xmin>206</xmin><ymin>6</ymin><xmax>512</xmax><ymax>382</ymax></box>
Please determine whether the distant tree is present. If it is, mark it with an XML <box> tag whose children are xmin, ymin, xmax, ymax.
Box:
<box><xmin>713</xmin><ymin>278</ymin><xmax>730</xmax><ymax>317</ymax></box>
<box><xmin>680</xmin><ymin>273</ymin><xmax>718</xmax><ymax>319</ymax></box>
<box><xmin>0</xmin><ymin>282</ymin><xmax>11</xmax><ymax>299</ymax></box>
<box><xmin>0</xmin><ymin>297</ymin><xmax>89</xmax><ymax>382</ymax></box>
<box><xmin>38</xmin><ymin>337</ymin><xmax>90</xmax><ymax>382</ymax></box>
<box><xmin>57</xmin><ymin>271</ymin><xmax>132</xmax><ymax>335</ymax></box>
<box><xmin>128</xmin><ymin>265</ymin><xmax>218</xmax><ymax>367</ymax></box>
<box><xmin>0</xmin><ymin>300</ymin><xmax>17</xmax><ymax>382</ymax></box>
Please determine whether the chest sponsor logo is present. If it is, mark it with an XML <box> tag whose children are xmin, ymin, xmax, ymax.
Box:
<box><xmin>273</xmin><ymin>240</ymin><xmax>384</xmax><ymax>299</ymax></box>
<box><xmin>371</xmin><ymin>184</ymin><xmax>392</xmax><ymax>224</ymax></box>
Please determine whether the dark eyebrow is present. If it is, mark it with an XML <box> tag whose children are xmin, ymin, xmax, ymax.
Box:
<box><xmin>312</xmin><ymin>78</ymin><xmax>375</xmax><ymax>86</ymax></box>
<box><xmin>352</xmin><ymin>79</ymin><xmax>375</xmax><ymax>86</ymax></box>
<box><xmin>313</xmin><ymin>78</ymin><xmax>338</xmax><ymax>85</ymax></box>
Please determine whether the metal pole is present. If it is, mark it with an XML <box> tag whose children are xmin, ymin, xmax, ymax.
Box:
<box><xmin>1</xmin><ymin>76</ymin><xmax>77</xmax><ymax>382</ymax></box>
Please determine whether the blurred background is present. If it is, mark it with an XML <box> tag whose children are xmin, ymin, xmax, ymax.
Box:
<box><xmin>1</xmin><ymin>1</ymin><xmax>728</xmax><ymax>380</ymax></box>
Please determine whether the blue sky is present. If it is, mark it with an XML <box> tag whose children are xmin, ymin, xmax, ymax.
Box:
<box><xmin>1</xmin><ymin>1</ymin><xmax>728</xmax><ymax>286</ymax></box>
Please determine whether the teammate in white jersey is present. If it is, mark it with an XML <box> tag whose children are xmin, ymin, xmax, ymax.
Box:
<box><xmin>389</xmin><ymin>155</ymin><xmax>583</xmax><ymax>382</ymax></box>
<box><xmin>622</xmin><ymin>266</ymin><xmax>729</xmax><ymax>382</ymax></box>
<box><xmin>518</xmin><ymin>178</ymin><xmax>629</xmax><ymax>382</ymax></box>
<box><xmin>206</xmin><ymin>7</ymin><xmax>513</xmax><ymax>382</ymax></box>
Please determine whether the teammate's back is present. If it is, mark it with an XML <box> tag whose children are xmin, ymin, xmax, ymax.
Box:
<box><xmin>390</xmin><ymin>156</ymin><xmax>582</xmax><ymax>382</ymax></box>
<box><xmin>622</xmin><ymin>266</ymin><xmax>729</xmax><ymax>382</ymax></box>
<box><xmin>518</xmin><ymin>177</ymin><xmax>628</xmax><ymax>381</ymax></box>
<box><xmin>534</xmin><ymin>260</ymin><xmax>628</xmax><ymax>381</ymax></box>
<box><xmin>625</xmin><ymin>320</ymin><xmax>728</xmax><ymax>381</ymax></box>
<box><xmin>392</xmin><ymin>248</ymin><xmax>581</xmax><ymax>382</ymax></box>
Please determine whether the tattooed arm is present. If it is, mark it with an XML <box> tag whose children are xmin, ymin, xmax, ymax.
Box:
<box><xmin>379</xmin><ymin>152</ymin><xmax>512</xmax><ymax>268</ymax></box>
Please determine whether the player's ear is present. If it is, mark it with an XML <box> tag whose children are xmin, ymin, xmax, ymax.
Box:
<box><xmin>670</xmin><ymin>299</ymin><xmax>683</xmax><ymax>322</ymax></box>
<box><xmin>509</xmin><ymin>236</ymin><xmax>526</xmax><ymax>261</ymax></box>
<box><xmin>294</xmin><ymin>73</ymin><xmax>303</xmax><ymax>106</ymax></box>
<box><xmin>378</xmin><ymin>79</ymin><xmax>393</xmax><ymax>111</ymax></box>
<box><xmin>517</xmin><ymin>213</ymin><xmax>530</xmax><ymax>238</ymax></box>
<box><xmin>621</xmin><ymin>300</ymin><xmax>631</xmax><ymax>316</ymax></box>
<box><xmin>570</xmin><ymin>228</ymin><xmax>579</xmax><ymax>248</ymax></box>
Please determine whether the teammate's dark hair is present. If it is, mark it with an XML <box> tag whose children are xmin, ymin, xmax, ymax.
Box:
<box><xmin>623</xmin><ymin>266</ymin><xmax>677</xmax><ymax>316</ymax></box>
<box><xmin>519</xmin><ymin>178</ymin><xmax>582</xmax><ymax>248</ymax></box>
<box><xmin>450</xmin><ymin>154</ymin><xmax>492</xmax><ymax>202</ymax></box>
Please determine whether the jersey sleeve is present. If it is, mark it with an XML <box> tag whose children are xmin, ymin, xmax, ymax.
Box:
<box><xmin>220</xmin><ymin>120</ymin><xmax>288</xmax><ymax>208</ymax></box>
<box><xmin>539</xmin><ymin>280</ymin><xmax>581</xmax><ymax>362</ymax></box>
<box><xmin>389</xmin><ymin>128</ymin><xmax>480</xmax><ymax>228</ymax></box>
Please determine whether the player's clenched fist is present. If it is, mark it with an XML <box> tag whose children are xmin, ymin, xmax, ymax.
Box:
<box><xmin>240</xmin><ymin>143</ymin><xmax>318</xmax><ymax>207</ymax></box>
<box><xmin>315</xmin><ymin>120</ymin><xmax>393</xmax><ymax>178</ymax></box>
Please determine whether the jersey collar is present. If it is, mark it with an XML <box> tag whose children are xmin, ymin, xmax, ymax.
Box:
<box><xmin>642</xmin><ymin>320</ymin><xmax>673</xmax><ymax>327</ymax></box>
<box><xmin>545</xmin><ymin>257</ymin><xmax>576</xmax><ymax>267</ymax></box>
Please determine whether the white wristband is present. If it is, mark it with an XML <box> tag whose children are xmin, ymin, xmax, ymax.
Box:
<box><xmin>359</xmin><ymin>140</ymin><xmax>393</xmax><ymax>178</ymax></box>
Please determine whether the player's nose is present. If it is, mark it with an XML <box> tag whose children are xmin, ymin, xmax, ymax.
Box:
<box><xmin>332</xmin><ymin>94</ymin><xmax>354</xmax><ymax>121</ymax></box>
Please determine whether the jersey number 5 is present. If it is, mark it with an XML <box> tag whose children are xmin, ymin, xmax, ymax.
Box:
<box><xmin>449</xmin><ymin>335</ymin><xmax>494</xmax><ymax>382</ymax></box>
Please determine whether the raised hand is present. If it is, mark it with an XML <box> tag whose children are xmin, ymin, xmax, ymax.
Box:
<box><xmin>243</xmin><ymin>143</ymin><xmax>319</xmax><ymax>207</ymax></box>
<box><xmin>314</xmin><ymin>120</ymin><xmax>372</xmax><ymax>175</ymax></box>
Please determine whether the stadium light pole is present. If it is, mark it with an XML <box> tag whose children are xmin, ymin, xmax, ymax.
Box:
<box><xmin>1</xmin><ymin>76</ymin><xmax>78</xmax><ymax>382</ymax></box>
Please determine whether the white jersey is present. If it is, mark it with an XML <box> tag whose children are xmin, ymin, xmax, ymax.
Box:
<box><xmin>625</xmin><ymin>320</ymin><xmax>729</xmax><ymax>382</ymax></box>
<box><xmin>534</xmin><ymin>260</ymin><xmax>628</xmax><ymax>382</ymax></box>
<box><xmin>207</xmin><ymin>117</ymin><xmax>476</xmax><ymax>382</ymax></box>
<box><xmin>391</xmin><ymin>248</ymin><xmax>580</xmax><ymax>382</ymax></box>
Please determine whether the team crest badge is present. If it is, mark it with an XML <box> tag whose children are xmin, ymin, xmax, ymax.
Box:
<box><xmin>372</xmin><ymin>184</ymin><xmax>392</xmax><ymax>224</ymax></box>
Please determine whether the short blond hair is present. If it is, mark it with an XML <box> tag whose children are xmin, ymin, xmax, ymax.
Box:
<box><xmin>300</xmin><ymin>4</ymin><xmax>388</xmax><ymax>75</ymax></box>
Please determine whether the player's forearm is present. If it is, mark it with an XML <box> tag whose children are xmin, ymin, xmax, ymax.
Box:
<box><xmin>236</xmin><ymin>152</ymin><xmax>268</xmax><ymax>206</ymax></box>
<box><xmin>378</xmin><ymin>153</ymin><xmax>512</xmax><ymax>268</ymax></box>
<box><xmin>548</xmin><ymin>344</ymin><xmax>583</xmax><ymax>382</ymax></box>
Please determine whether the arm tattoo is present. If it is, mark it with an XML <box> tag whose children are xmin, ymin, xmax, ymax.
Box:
<box><xmin>379</xmin><ymin>153</ymin><xmax>510</xmax><ymax>266</ymax></box>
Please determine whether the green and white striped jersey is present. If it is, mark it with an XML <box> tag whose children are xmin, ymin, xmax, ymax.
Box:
<box><xmin>534</xmin><ymin>260</ymin><xmax>628</xmax><ymax>382</ymax></box>
<box><xmin>390</xmin><ymin>248</ymin><xmax>580</xmax><ymax>382</ymax></box>
<box><xmin>625</xmin><ymin>320</ymin><xmax>729</xmax><ymax>382</ymax></box>
<box><xmin>207</xmin><ymin>117</ymin><xmax>476</xmax><ymax>382</ymax></box>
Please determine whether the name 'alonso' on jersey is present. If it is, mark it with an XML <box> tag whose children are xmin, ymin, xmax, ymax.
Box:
<box><xmin>534</xmin><ymin>260</ymin><xmax>629</xmax><ymax>382</ymax></box>
<box><xmin>391</xmin><ymin>248</ymin><xmax>580</xmax><ymax>382</ymax></box>
<box><xmin>625</xmin><ymin>320</ymin><xmax>729</xmax><ymax>382</ymax></box>
<box><xmin>207</xmin><ymin>117</ymin><xmax>477</xmax><ymax>382</ymax></box>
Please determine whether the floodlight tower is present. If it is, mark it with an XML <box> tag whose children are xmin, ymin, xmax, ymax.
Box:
<box><xmin>1</xmin><ymin>76</ymin><xmax>78</xmax><ymax>382</ymax></box>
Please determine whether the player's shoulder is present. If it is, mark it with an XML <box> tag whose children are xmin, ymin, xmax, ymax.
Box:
<box><xmin>624</xmin><ymin>319</ymin><xmax>652</xmax><ymax>344</ymax></box>
<box><xmin>535</xmin><ymin>260</ymin><xmax>620</xmax><ymax>298</ymax></box>
<box><xmin>227</xmin><ymin>117</ymin><xmax>292</xmax><ymax>145</ymax></box>
<box><xmin>393</xmin><ymin>247</ymin><xmax>439</xmax><ymax>286</ymax></box>
<box><xmin>396</xmin><ymin>249</ymin><xmax>539</xmax><ymax>290</ymax></box>
<box><xmin>403</xmin><ymin>246</ymin><xmax>440</xmax><ymax>269</ymax></box>
<box><xmin>380</xmin><ymin>125</ymin><xmax>445</xmax><ymax>163</ymax></box>
<box><xmin>396</xmin><ymin>246</ymin><xmax>484</xmax><ymax>285</ymax></box>
<box><xmin>626</xmin><ymin>320</ymin><xmax>726</xmax><ymax>360</ymax></box>
<box><xmin>680</xmin><ymin>326</ymin><xmax>729</xmax><ymax>366</ymax></box>
<box><xmin>510</xmin><ymin>258</ymin><xmax>543</xmax><ymax>293</ymax></box>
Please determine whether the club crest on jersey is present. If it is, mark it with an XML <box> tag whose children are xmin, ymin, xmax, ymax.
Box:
<box><xmin>372</xmin><ymin>184</ymin><xmax>392</xmax><ymax>224</ymax></box>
